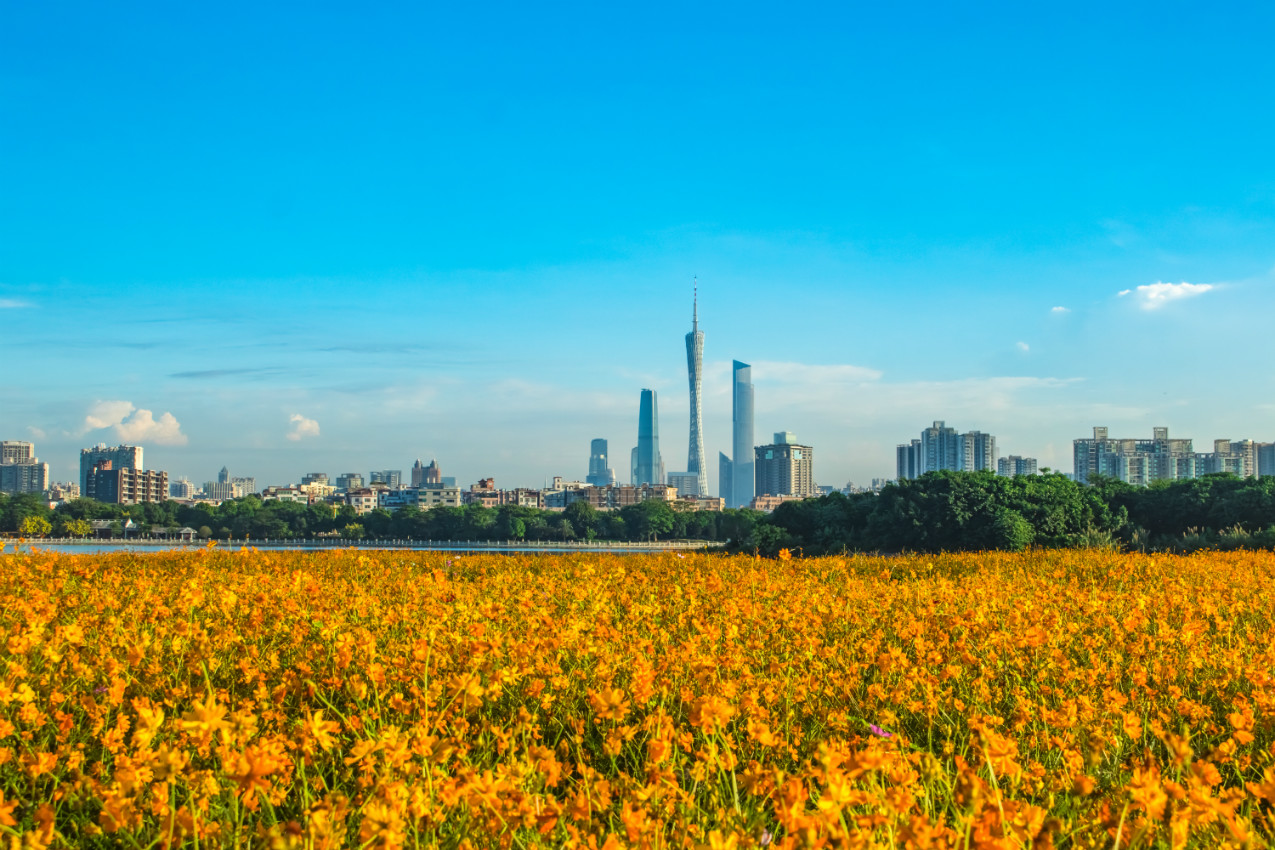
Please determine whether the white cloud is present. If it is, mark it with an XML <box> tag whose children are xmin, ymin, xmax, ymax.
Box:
<box><xmin>1050</xmin><ymin>306</ymin><xmax>1070</xmax><ymax>314</ymax></box>
<box><xmin>1016</xmin><ymin>341</ymin><xmax>1030</xmax><ymax>353</ymax></box>
<box><xmin>0</xmin><ymin>298</ymin><xmax>32</xmax><ymax>309</ymax></box>
<box><xmin>286</xmin><ymin>414</ymin><xmax>320</xmax><ymax>441</ymax></box>
<box><xmin>1118</xmin><ymin>281</ymin><xmax>1214</xmax><ymax>310</ymax></box>
<box><xmin>81</xmin><ymin>400</ymin><xmax>189</xmax><ymax>445</ymax></box>
<box><xmin>83</xmin><ymin>400</ymin><xmax>137</xmax><ymax>432</ymax></box>
<box><xmin>116</xmin><ymin>410</ymin><xmax>188</xmax><ymax>445</ymax></box>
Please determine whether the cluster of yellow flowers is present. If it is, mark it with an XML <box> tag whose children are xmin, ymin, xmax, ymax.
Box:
<box><xmin>1</xmin><ymin>545</ymin><xmax>1273</xmax><ymax>848</ymax></box>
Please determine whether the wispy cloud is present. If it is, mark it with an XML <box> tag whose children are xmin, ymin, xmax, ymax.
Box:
<box><xmin>1050</xmin><ymin>306</ymin><xmax>1070</xmax><ymax>314</ymax></box>
<box><xmin>1118</xmin><ymin>281</ymin><xmax>1214</xmax><ymax>310</ymax></box>
<box><xmin>0</xmin><ymin>298</ymin><xmax>32</xmax><ymax>309</ymax></box>
<box><xmin>1016</xmin><ymin>341</ymin><xmax>1030</xmax><ymax>353</ymax></box>
<box><xmin>80</xmin><ymin>400</ymin><xmax>189</xmax><ymax>445</ymax></box>
<box><xmin>286</xmin><ymin>414</ymin><xmax>320</xmax><ymax>441</ymax></box>
<box><xmin>169</xmin><ymin>368</ymin><xmax>280</xmax><ymax>380</ymax></box>
<box><xmin>752</xmin><ymin>361</ymin><xmax>884</xmax><ymax>384</ymax></box>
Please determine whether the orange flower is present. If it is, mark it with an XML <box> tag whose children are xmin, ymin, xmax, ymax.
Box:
<box><xmin>178</xmin><ymin>697</ymin><xmax>232</xmax><ymax>740</ymax></box>
<box><xmin>0</xmin><ymin>790</ymin><xmax>17</xmax><ymax>827</ymax></box>
<box><xmin>588</xmin><ymin>687</ymin><xmax>631</xmax><ymax>722</ymax></box>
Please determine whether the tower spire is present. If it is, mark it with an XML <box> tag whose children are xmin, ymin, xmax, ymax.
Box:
<box><xmin>692</xmin><ymin>276</ymin><xmax>698</xmax><ymax>330</ymax></box>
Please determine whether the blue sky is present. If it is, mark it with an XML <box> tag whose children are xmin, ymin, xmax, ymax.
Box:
<box><xmin>3</xmin><ymin>1</ymin><xmax>1274</xmax><ymax>490</ymax></box>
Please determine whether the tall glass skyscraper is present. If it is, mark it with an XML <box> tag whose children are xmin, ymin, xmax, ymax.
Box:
<box><xmin>718</xmin><ymin>451</ymin><xmax>733</xmax><ymax>504</ymax></box>
<box><xmin>635</xmin><ymin>389</ymin><xmax>663</xmax><ymax>486</ymax></box>
<box><xmin>684</xmin><ymin>283</ymin><xmax>706</xmax><ymax>497</ymax></box>
<box><xmin>731</xmin><ymin>361</ymin><xmax>754</xmax><ymax>508</ymax></box>
<box><xmin>587</xmin><ymin>438</ymin><xmax>613</xmax><ymax>486</ymax></box>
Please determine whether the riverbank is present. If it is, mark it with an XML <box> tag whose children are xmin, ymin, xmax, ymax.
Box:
<box><xmin>2</xmin><ymin>537</ymin><xmax>717</xmax><ymax>555</ymax></box>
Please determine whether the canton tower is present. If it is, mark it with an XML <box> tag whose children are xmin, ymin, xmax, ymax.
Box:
<box><xmin>685</xmin><ymin>279</ymin><xmax>707</xmax><ymax>497</ymax></box>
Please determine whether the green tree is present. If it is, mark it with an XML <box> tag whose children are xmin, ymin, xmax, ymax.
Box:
<box><xmin>622</xmin><ymin>500</ymin><xmax>675</xmax><ymax>541</ymax></box>
<box><xmin>342</xmin><ymin>523</ymin><xmax>365</xmax><ymax>540</ymax></box>
<box><xmin>20</xmin><ymin>515</ymin><xmax>53</xmax><ymax>537</ymax></box>
<box><xmin>62</xmin><ymin>518</ymin><xmax>92</xmax><ymax>538</ymax></box>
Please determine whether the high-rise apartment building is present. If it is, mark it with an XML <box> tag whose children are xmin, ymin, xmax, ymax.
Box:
<box><xmin>960</xmin><ymin>431</ymin><xmax>997</xmax><ymax>472</ymax></box>
<box><xmin>998</xmin><ymin>456</ymin><xmax>1039</xmax><ymax>477</ymax></box>
<box><xmin>86</xmin><ymin>461</ymin><xmax>167</xmax><ymax>505</ymax></box>
<box><xmin>1259</xmin><ymin>443</ymin><xmax>1275</xmax><ymax>478</ymax></box>
<box><xmin>896</xmin><ymin>439</ymin><xmax>922</xmax><ymax>480</ymax></box>
<box><xmin>335</xmin><ymin>473</ymin><xmax>364</xmax><ymax>491</ymax></box>
<box><xmin>896</xmin><ymin>422</ymin><xmax>997</xmax><ymax>479</ymax></box>
<box><xmin>170</xmin><ymin>478</ymin><xmax>196</xmax><ymax>499</ymax></box>
<box><xmin>0</xmin><ymin>440</ymin><xmax>49</xmax><ymax>494</ymax></box>
<box><xmin>2</xmin><ymin>441</ymin><xmax>35</xmax><ymax>464</ymax></box>
<box><xmin>922</xmin><ymin>421</ymin><xmax>960</xmax><ymax>473</ymax></box>
<box><xmin>80</xmin><ymin>444</ymin><xmax>143</xmax><ymax>495</ymax></box>
<box><xmin>634</xmin><ymin>390</ymin><xmax>664</xmax><ymax>487</ymax></box>
<box><xmin>370</xmin><ymin>470</ymin><xmax>403</xmax><ymax>488</ymax></box>
<box><xmin>586</xmin><ymin>439</ymin><xmax>614</xmax><ymax>487</ymax></box>
<box><xmin>1073</xmin><ymin>426</ymin><xmax>1196</xmax><ymax>486</ymax></box>
<box><xmin>684</xmin><ymin>283</ymin><xmax>707</xmax><ymax>497</ymax></box>
<box><xmin>1198</xmin><ymin>439</ymin><xmax>1258</xmax><ymax>478</ymax></box>
<box><xmin>754</xmin><ymin>432</ymin><xmax>815</xmax><ymax>498</ymax></box>
<box><xmin>205</xmin><ymin>481</ymin><xmax>236</xmax><ymax>500</ymax></box>
<box><xmin>728</xmin><ymin>360</ymin><xmax>755</xmax><ymax>509</ymax></box>
<box><xmin>301</xmin><ymin>472</ymin><xmax>329</xmax><ymax>486</ymax></box>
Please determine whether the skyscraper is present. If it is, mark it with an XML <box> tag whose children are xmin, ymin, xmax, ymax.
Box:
<box><xmin>587</xmin><ymin>439</ymin><xmax>614</xmax><ymax>487</ymax></box>
<box><xmin>684</xmin><ymin>281</ymin><xmax>706</xmax><ymax>497</ymax></box>
<box><xmin>754</xmin><ymin>432</ymin><xmax>815</xmax><ymax>498</ymax></box>
<box><xmin>718</xmin><ymin>451</ymin><xmax>733</xmax><ymax>503</ymax></box>
<box><xmin>731</xmin><ymin>360</ymin><xmax>754</xmax><ymax>509</ymax></box>
<box><xmin>634</xmin><ymin>389</ymin><xmax>663</xmax><ymax>487</ymax></box>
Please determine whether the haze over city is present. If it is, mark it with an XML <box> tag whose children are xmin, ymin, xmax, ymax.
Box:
<box><xmin>3</xmin><ymin>2</ymin><xmax>1274</xmax><ymax>491</ymax></box>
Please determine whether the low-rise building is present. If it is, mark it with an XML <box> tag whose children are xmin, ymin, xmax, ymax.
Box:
<box><xmin>297</xmin><ymin>481</ymin><xmax>337</xmax><ymax>501</ymax></box>
<box><xmin>261</xmin><ymin>486</ymin><xmax>309</xmax><ymax>503</ymax></box>
<box><xmin>675</xmin><ymin>496</ymin><xmax>724</xmax><ymax>512</ymax></box>
<box><xmin>564</xmin><ymin>484</ymin><xmax>677</xmax><ymax>511</ymax></box>
<box><xmin>378</xmin><ymin>486</ymin><xmax>462</xmax><ymax>510</ymax></box>
<box><xmin>346</xmin><ymin>488</ymin><xmax>379</xmax><ymax>515</ymax></box>
<box><xmin>749</xmin><ymin>494</ymin><xmax>803</xmax><ymax>513</ymax></box>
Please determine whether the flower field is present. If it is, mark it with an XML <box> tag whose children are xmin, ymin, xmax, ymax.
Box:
<box><xmin>2</xmin><ymin>546</ymin><xmax>1274</xmax><ymax>848</ymax></box>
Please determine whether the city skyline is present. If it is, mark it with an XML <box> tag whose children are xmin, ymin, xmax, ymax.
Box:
<box><xmin>3</xmin><ymin>3</ymin><xmax>1274</xmax><ymax>490</ymax></box>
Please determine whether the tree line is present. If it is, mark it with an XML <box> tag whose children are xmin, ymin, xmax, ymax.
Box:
<box><xmin>743</xmin><ymin>470</ymin><xmax>1275</xmax><ymax>555</ymax></box>
<box><xmin>0</xmin><ymin>493</ymin><xmax>760</xmax><ymax>544</ymax></box>
<box><xmin>3</xmin><ymin>470</ymin><xmax>1274</xmax><ymax>553</ymax></box>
